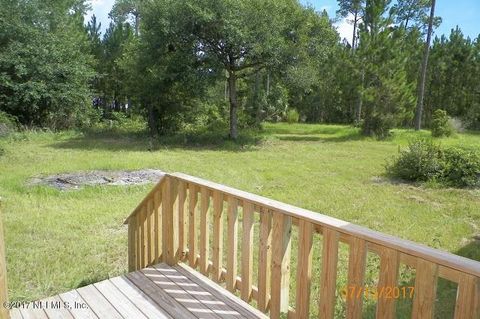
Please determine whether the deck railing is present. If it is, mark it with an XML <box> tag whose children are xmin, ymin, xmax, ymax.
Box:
<box><xmin>124</xmin><ymin>173</ymin><xmax>480</xmax><ymax>319</ymax></box>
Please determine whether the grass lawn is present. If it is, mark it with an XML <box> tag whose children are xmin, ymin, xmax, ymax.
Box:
<box><xmin>0</xmin><ymin>123</ymin><xmax>479</xmax><ymax>317</ymax></box>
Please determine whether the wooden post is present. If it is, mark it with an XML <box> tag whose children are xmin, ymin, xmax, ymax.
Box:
<box><xmin>162</xmin><ymin>176</ymin><xmax>179</xmax><ymax>266</ymax></box>
<box><xmin>319</xmin><ymin>228</ymin><xmax>339</xmax><ymax>319</ymax></box>
<box><xmin>257</xmin><ymin>209</ymin><xmax>272</xmax><ymax>312</ymax></box>
<box><xmin>295</xmin><ymin>220</ymin><xmax>313</xmax><ymax>319</ymax></box>
<box><xmin>0</xmin><ymin>202</ymin><xmax>10</xmax><ymax>319</ymax></box>
<box><xmin>226</xmin><ymin>196</ymin><xmax>239</xmax><ymax>292</ymax></box>
<box><xmin>270</xmin><ymin>211</ymin><xmax>292</xmax><ymax>319</ymax></box>
<box><xmin>127</xmin><ymin>217</ymin><xmax>137</xmax><ymax>272</ymax></box>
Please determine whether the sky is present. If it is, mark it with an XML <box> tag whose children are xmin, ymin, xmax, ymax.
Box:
<box><xmin>86</xmin><ymin>0</ymin><xmax>480</xmax><ymax>42</ymax></box>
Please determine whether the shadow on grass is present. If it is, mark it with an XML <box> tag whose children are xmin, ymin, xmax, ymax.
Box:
<box><xmin>264</xmin><ymin>124</ymin><xmax>354</xmax><ymax>136</ymax></box>
<box><xmin>50</xmin><ymin>127</ymin><xmax>265</xmax><ymax>153</ymax></box>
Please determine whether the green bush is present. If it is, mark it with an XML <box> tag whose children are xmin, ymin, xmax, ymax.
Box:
<box><xmin>0</xmin><ymin>111</ymin><xmax>18</xmax><ymax>136</ymax></box>
<box><xmin>386</xmin><ymin>139</ymin><xmax>480</xmax><ymax>188</ymax></box>
<box><xmin>386</xmin><ymin>139</ymin><xmax>444</xmax><ymax>182</ymax></box>
<box><xmin>285</xmin><ymin>109</ymin><xmax>299</xmax><ymax>124</ymax></box>
<box><xmin>442</xmin><ymin>148</ymin><xmax>480</xmax><ymax>187</ymax></box>
<box><xmin>431</xmin><ymin>109</ymin><xmax>454</xmax><ymax>137</ymax></box>
<box><xmin>362</xmin><ymin>114</ymin><xmax>395</xmax><ymax>139</ymax></box>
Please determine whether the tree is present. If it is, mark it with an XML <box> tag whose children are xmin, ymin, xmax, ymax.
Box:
<box><xmin>414</xmin><ymin>0</ymin><xmax>436</xmax><ymax>130</ymax></box>
<box><xmin>337</xmin><ymin>0</ymin><xmax>365</xmax><ymax>49</ymax></box>
<box><xmin>162</xmin><ymin>0</ymin><xmax>303</xmax><ymax>139</ymax></box>
<box><xmin>110</xmin><ymin>0</ymin><xmax>142</xmax><ymax>36</ymax></box>
<box><xmin>0</xmin><ymin>0</ymin><xmax>95</xmax><ymax>129</ymax></box>
<box><xmin>358</xmin><ymin>0</ymin><xmax>416</xmax><ymax>137</ymax></box>
<box><xmin>392</xmin><ymin>0</ymin><xmax>430</xmax><ymax>30</ymax></box>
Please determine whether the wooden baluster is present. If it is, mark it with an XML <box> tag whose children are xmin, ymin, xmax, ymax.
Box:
<box><xmin>346</xmin><ymin>237</ymin><xmax>367</xmax><ymax>319</ymax></box>
<box><xmin>199</xmin><ymin>187</ymin><xmax>210</xmax><ymax>275</ymax></box>
<box><xmin>376</xmin><ymin>248</ymin><xmax>400</xmax><ymax>319</ymax></box>
<box><xmin>258</xmin><ymin>209</ymin><xmax>272</xmax><ymax>312</ymax></box>
<box><xmin>136</xmin><ymin>212</ymin><xmax>141</xmax><ymax>270</ymax></box>
<box><xmin>146</xmin><ymin>199</ymin><xmax>153</xmax><ymax>266</ymax></box>
<box><xmin>128</xmin><ymin>217</ymin><xmax>137</xmax><ymax>272</ymax></box>
<box><xmin>296</xmin><ymin>220</ymin><xmax>313</xmax><ymax>319</ymax></box>
<box><xmin>212</xmin><ymin>191</ymin><xmax>224</xmax><ymax>282</ymax></box>
<box><xmin>412</xmin><ymin>259</ymin><xmax>438</xmax><ymax>319</ymax></box>
<box><xmin>178</xmin><ymin>181</ymin><xmax>187</xmax><ymax>261</ymax></box>
<box><xmin>319</xmin><ymin>228</ymin><xmax>339</xmax><ymax>319</ymax></box>
<box><xmin>188</xmin><ymin>184</ymin><xmax>198</xmax><ymax>268</ymax></box>
<box><xmin>241</xmin><ymin>202</ymin><xmax>255</xmax><ymax>302</ymax></box>
<box><xmin>162</xmin><ymin>176</ymin><xmax>179</xmax><ymax>266</ymax></box>
<box><xmin>0</xmin><ymin>204</ymin><xmax>10</xmax><ymax>319</ymax></box>
<box><xmin>153</xmin><ymin>190</ymin><xmax>162</xmax><ymax>264</ymax></box>
<box><xmin>226</xmin><ymin>195</ymin><xmax>239</xmax><ymax>292</ymax></box>
<box><xmin>454</xmin><ymin>274</ymin><xmax>480</xmax><ymax>319</ymax></box>
<box><xmin>140</xmin><ymin>205</ymin><xmax>147</xmax><ymax>268</ymax></box>
<box><xmin>270</xmin><ymin>211</ymin><xmax>292</xmax><ymax>319</ymax></box>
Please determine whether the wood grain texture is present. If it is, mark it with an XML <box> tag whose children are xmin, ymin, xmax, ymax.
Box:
<box><xmin>241</xmin><ymin>202</ymin><xmax>255</xmax><ymax>302</ymax></box>
<box><xmin>188</xmin><ymin>184</ymin><xmax>198</xmax><ymax>268</ymax></box>
<box><xmin>454</xmin><ymin>274</ymin><xmax>480</xmax><ymax>319</ymax></box>
<box><xmin>412</xmin><ymin>259</ymin><xmax>438</xmax><ymax>319</ymax></box>
<box><xmin>178</xmin><ymin>180</ymin><xmax>187</xmax><ymax>261</ymax></box>
<box><xmin>212</xmin><ymin>190</ymin><xmax>224</xmax><ymax>283</ymax></box>
<box><xmin>175</xmin><ymin>263</ymin><xmax>269</xmax><ymax>319</ymax></box>
<box><xmin>376</xmin><ymin>247</ymin><xmax>400</xmax><ymax>319</ymax></box>
<box><xmin>346</xmin><ymin>237</ymin><xmax>367</xmax><ymax>319</ymax></box>
<box><xmin>140</xmin><ymin>204</ymin><xmax>147</xmax><ymax>268</ymax></box>
<box><xmin>295</xmin><ymin>220</ymin><xmax>313</xmax><ymax>319</ymax></box>
<box><xmin>319</xmin><ymin>228</ymin><xmax>339</xmax><ymax>319</ymax></box>
<box><xmin>257</xmin><ymin>209</ymin><xmax>272</xmax><ymax>312</ymax></box>
<box><xmin>110</xmin><ymin>276</ymin><xmax>172</xmax><ymax>319</ymax></box>
<box><xmin>128</xmin><ymin>217</ymin><xmax>137</xmax><ymax>272</ymax></box>
<box><xmin>147</xmin><ymin>199</ymin><xmax>154</xmax><ymax>266</ymax></box>
<box><xmin>226</xmin><ymin>195</ymin><xmax>239</xmax><ymax>292</ymax></box>
<box><xmin>162</xmin><ymin>177</ymin><xmax>179</xmax><ymax>266</ymax></box>
<box><xmin>200</xmin><ymin>186</ymin><xmax>211</xmax><ymax>275</ymax></box>
<box><xmin>76</xmin><ymin>284</ymin><xmax>122</xmax><ymax>319</ymax></box>
<box><xmin>270</xmin><ymin>211</ymin><xmax>292</xmax><ymax>319</ymax></box>
<box><xmin>153</xmin><ymin>189</ymin><xmax>163</xmax><ymax>264</ymax></box>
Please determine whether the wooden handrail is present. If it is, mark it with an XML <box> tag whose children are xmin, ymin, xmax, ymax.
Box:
<box><xmin>0</xmin><ymin>202</ymin><xmax>10</xmax><ymax>319</ymax></box>
<box><xmin>169</xmin><ymin>173</ymin><xmax>480</xmax><ymax>279</ymax></box>
<box><xmin>126</xmin><ymin>172</ymin><xmax>480</xmax><ymax>319</ymax></box>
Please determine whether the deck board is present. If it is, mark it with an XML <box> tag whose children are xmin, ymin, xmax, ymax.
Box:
<box><xmin>10</xmin><ymin>263</ymin><xmax>267</xmax><ymax>319</ymax></box>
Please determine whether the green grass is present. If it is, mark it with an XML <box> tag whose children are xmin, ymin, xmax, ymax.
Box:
<box><xmin>0</xmin><ymin>123</ymin><xmax>479</xmax><ymax>317</ymax></box>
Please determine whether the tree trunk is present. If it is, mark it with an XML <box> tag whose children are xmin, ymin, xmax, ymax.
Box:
<box><xmin>414</xmin><ymin>0</ymin><xmax>436</xmax><ymax>130</ymax></box>
<box><xmin>352</xmin><ymin>11</ymin><xmax>358</xmax><ymax>49</ymax></box>
<box><xmin>147</xmin><ymin>104</ymin><xmax>157</xmax><ymax>136</ymax></box>
<box><xmin>355</xmin><ymin>69</ymin><xmax>364</xmax><ymax>124</ymax></box>
<box><xmin>134</xmin><ymin>13</ymin><xmax>140</xmax><ymax>37</ymax></box>
<box><xmin>254</xmin><ymin>70</ymin><xmax>262</xmax><ymax>127</ymax></box>
<box><xmin>228</xmin><ymin>71</ymin><xmax>238</xmax><ymax>140</ymax></box>
<box><xmin>266</xmin><ymin>71</ymin><xmax>270</xmax><ymax>96</ymax></box>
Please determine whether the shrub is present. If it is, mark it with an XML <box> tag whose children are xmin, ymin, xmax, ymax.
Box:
<box><xmin>0</xmin><ymin>111</ymin><xmax>18</xmax><ymax>136</ymax></box>
<box><xmin>386</xmin><ymin>139</ymin><xmax>480</xmax><ymax>188</ymax></box>
<box><xmin>362</xmin><ymin>114</ymin><xmax>395</xmax><ymax>139</ymax></box>
<box><xmin>431</xmin><ymin>109</ymin><xmax>454</xmax><ymax>137</ymax></box>
<box><xmin>386</xmin><ymin>139</ymin><xmax>444</xmax><ymax>182</ymax></box>
<box><xmin>442</xmin><ymin>148</ymin><xmax>480</xmax><ymax>187</ymax></box>
<box><xmin>285</xmin><ymin>109</ymin><xmax>299</xmax><ymax>124</ymax></box>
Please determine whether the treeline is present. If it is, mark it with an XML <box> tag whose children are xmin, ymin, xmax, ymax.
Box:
<box><xmin>1</xmin><ymin>0</ymin><xmax>479</xmax><ymax>138</ymax></box>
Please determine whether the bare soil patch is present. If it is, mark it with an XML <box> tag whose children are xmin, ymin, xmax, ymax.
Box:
<box><xmin>29</xmin><ymin>169</ymin><xmax>164</xmax><ymax>190</ymax></box>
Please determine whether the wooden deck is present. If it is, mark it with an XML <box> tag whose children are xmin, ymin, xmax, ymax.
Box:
<box><xmin>10</xmin><ymin>263</ymin><xmax>267</xmax><ymax>319</ymax></box>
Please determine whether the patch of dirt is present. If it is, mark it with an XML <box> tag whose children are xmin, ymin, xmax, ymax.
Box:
<box><xmin>29</xmin><ymin>169</ymin><xmax>165</xmax><ymax>190</ymax></box>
